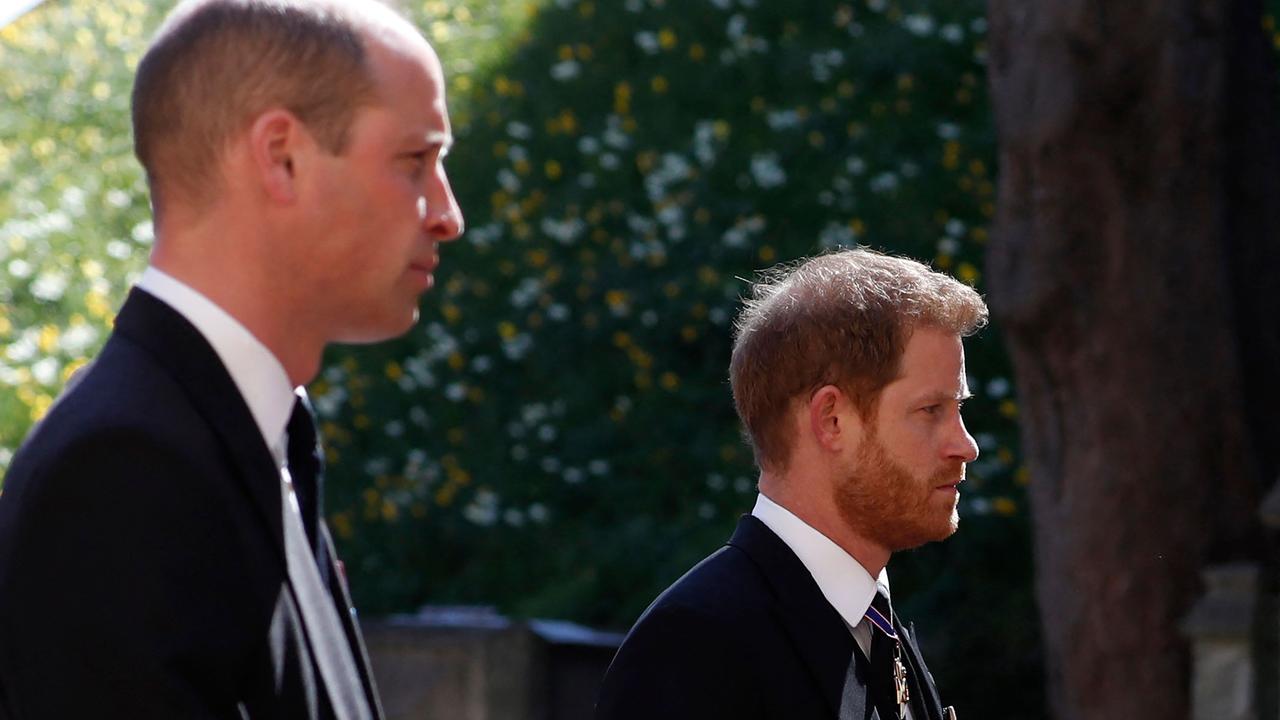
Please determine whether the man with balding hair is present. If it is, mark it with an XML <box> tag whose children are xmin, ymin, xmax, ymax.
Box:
<box><xmin>597</xmin><ymin>249</ymin><xmax>981</xmax><ymax>720</ymax></box>
<box><xmin>0</xmin><ymin>1</ymin><xmax>462</xmax><ymax>718</ymax></box>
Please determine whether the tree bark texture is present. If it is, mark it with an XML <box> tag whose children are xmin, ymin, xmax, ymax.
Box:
<box><xmin>985</xmin><ymin>1</ymin><xmax>1280</xmax><ymax>718</ymax></box>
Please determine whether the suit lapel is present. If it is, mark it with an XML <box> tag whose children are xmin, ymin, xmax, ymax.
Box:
<box><xmin>896</xmin><ymin>619</ymin><xmax>943</xmax><ymax>720</ymax></box>
<box><xmin>112</xmin><ymin>288</ymin><xmax>287</xmax><ymax>568</ymax></box>
<box><xmin>728</xmin><ymin>515</ymin><xmax>861</xmax><ymax>718</ymax></box>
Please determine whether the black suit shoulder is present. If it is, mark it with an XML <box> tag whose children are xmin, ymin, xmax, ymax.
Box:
<box><xmin>0</xmin><ymin>326</ymin><xmax>276</xmax><ymax>719</ymax></box>
<box><xmin>597</xmin><ymin>543</ymin><xmax>771</xmax><ymax>720</ymax></box>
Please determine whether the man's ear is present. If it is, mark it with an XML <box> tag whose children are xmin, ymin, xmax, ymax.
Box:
<box><xmin>808</xmin><ymin>384</ymin><xmax>862</xmax><ymax>454</ymax></box>
<box><xmin>247</xmin><ymin>108</ymin><xmax>305</xmax><ymax>205</ymax></box>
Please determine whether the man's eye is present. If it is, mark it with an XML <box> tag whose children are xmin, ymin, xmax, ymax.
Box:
<box><xmin>921</xmin><ymin>405</ymin><xmax>940</xmax><ymax>415</ymax></box>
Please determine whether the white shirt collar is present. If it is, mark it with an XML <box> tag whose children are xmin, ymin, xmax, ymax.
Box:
<box><xmin>136</xmin><ymin>266</ymin><xmax>297</xmax><ymax>466</ymax></box>
<box><xmin>751</xmin><ymin>492</ymin><xmax>891</xmax><ymax>631</ymax></box>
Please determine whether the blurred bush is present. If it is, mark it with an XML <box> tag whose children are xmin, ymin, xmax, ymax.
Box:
<box><xmin>2</xmin><ymin>0</ymin><xmax>1040</xmax><ymax>715</ymax></box>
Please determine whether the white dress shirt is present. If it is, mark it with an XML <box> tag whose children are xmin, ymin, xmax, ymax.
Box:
<box><xmin>137</xmin><ymin>268</ymin><xmax>371</xmax><ymax>719</ymax></box>
<box><xmin>752</xmin><ymin>493</ymin><xmax>915</xmax><ymax>718</ymax></box>
<box><xmin>136</xmin><ymin>266</ymin><xmax>296</xmax><ymax>464</ymax></box>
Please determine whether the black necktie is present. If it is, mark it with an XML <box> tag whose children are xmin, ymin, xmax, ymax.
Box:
<box><xmin>284</xmin><ymin>395</ymin><xmax>371</xmax><ymax>720</ymax></box>
<box><xmin>867</xmin><ymin>590</ymin><xmax>906</xmax><ymax>720</ymax></box>
<box><xmin>286</xmin><ymin>397</ymin><xmax>324</xmax><ymax>562</ymax></box>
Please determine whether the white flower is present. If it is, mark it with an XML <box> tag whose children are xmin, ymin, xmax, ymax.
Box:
<box><xmin>946</xmin><ymin>218</ymin><xmax>967</xmax><ymax>237</ymax></box>
<box><xmin>506</xmin><ymin>121</ymin><xmax>532</xmax><ymax>140</ymax></box>
<box><xmin>750</xmin><ymin>153</ymin><xmax>787</xmax><ymax>189</ymax></box>
<box><xmin>384</xmin><ymin>421</ymin><xmax>404</xmax><ymax>438</ymax></box>
<box><xmin>846</xmin><ymin>156</ymin><xmax>867</xmax><ymax>175</ymax></box>
<box><xmin>588</xmin><ymin>459</ymin><xmax>611</xmax><ymax>475</ymax></box>
<box><xmin>60</xmin><ymin>324</ymin><xmax>99</xmax><ymax>354</ymax></box>
<box><xmin>936</xmin><ymin>122</ymin><xmax>961</xmax><ymax>140</ymax></box>
<box><xmin>819</xmin><ymin>222</ymin><xmax>857</xmax><ymax>249</ymax></box>
<box><xmin>870</xmin><ymin>172</ymin><xmax>900</xmax><ymax>193</ymax></box>
<box><xmin>7</xmin><ymin>259</ymin><xmax>32</xmax><ymax>279</ymax></box>
<box><xmin>444</xmin><ymin>382</ymin><xmax>467</xmax><ymax>402</ymax></box>
<box><xmin>31</xmin><ymin>271</ymin><xmax>68</xmax><ymax>301</ymax></box>
<box><xmin>498</xmin><ymin>168</ymin><xmax>520</xmax><ymax>193</ymax></box>
<box><xmin>733</xmin><ymin>476</ymin><xmax>754</xmax><ymax>493</ymax></box>
<box><xmin>937</xmin><ymin>237</ymin><xmax>960</xmax><ymax>256</ymax></box>
<box><xmin>131</xmin><ymin>220</ymin><xmax>154</xmax><ymax>244</ymax></box>
<box><xmin>726</xmin><ymin>14</ymin><xmax>747</xmax><ymax>41</ymax></box>
<box><xmin>106</xmin><ymin>240</ymin><xmax>132</xmax><ymax>259</ymax></box>
<box><xmin>5</xmin><ymin>333</ymin><xmax>36</xmax><ymax>363</ymax></box>
<box><xmin>578</xmin><ymin>136</ymin><xmax>600</xmax><ymax>154</ymax></box>
<box><xmin>634</xmin><ymin>31</ymin><xmax>660</xmax><ymax>54</ymax></box>
<box><xmin>940</xmin><ymin>23</ymin><xmax>964</xmax><ymax>44</ymax></box>
<box><xmin>31</xmin><ymin>357</ymin><xmax>59</xmax><ymax>386</ymax></box>
<box><xmin>698</xmin><ymin>502</ymin><xmax>716</xmax><ymax>519</ymax></box>
<box><xmin>904</xmin><ymin>14</ymin><xmax>935</xmax><ymax>36</ymax></box>
<box><xmin>550</xmin><ymin>59</ymin><xmax>580</xmax><ymax>81</ymax></box>
<box><xmin>528</xmin><ymin>503</ymin><xmax>550</xmax><ymax>523</ymax></box>
<box><xmin>503</xmin><ymin>508</ymin><xmax>526</xmax><ymax>527</ymax></box>
<box><xmin>562</xmin><ymin>467</ymin><xmax>584</xmax><ymax>484</ymax></box>
<box><xmin>463</xmin><ymin>490</ymin><xmax>499</xmax><ymax>526</ymax></box>
<box><xmin>541</xmin><ymin>217</ymin><xmax>586</xmax><ymax>245</ymax></box>
<box><xmin>987</xmin><ymin>377</ymin><xmax>1011</xmax><ymax>398</ymax></box>
<box><xmin>766</xmin><ymin>109</ymin><xmax>801</xmax><ymax>130</ymax></box>
<box><xmin>105</xmin><ymin>189</ymin><xmax>131</xmax><ymax>209</ymax></box>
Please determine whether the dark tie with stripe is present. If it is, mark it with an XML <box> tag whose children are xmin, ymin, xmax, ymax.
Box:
<box><xmin>867</xmin><ymin>590</ymin><xmax>907</xmax><ymax>720</ymax></box>
<box><xmin>285</xmin><ymin>396</ymin><xmax>371</xmax><ymax>720</ymax></box>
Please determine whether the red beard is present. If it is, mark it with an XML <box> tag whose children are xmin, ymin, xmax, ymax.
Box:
<box><xmin>833</xmin><ymin>431</ymin><xmax>965</xmax><ymax>553</ymax></box>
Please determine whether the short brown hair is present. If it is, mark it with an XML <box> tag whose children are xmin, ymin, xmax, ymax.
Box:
<box><xmin>729</xmin><ymin>248</ymin><xmax>988</xmax><ymax>471</ymax></box>
<box><xmin>131</xmin><ymin>0</ymin><xmax>394</xmax><ymax>210</ymax></box>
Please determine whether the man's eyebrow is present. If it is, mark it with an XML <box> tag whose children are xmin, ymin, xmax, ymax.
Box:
<box><xmin>917</xmin><ymin>389</ymin><xmax>973</xmax><ymax>405</ymax></box>
<box><xmin>421</xmin><ymin>131</ymin><xmax>453</xmax><ymax>149</ymax></box>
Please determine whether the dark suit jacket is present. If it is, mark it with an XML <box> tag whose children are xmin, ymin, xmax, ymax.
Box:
<box><xmin>595</xmin><ymin>515</ymin><xmax>946</xmax><ymax>720</ymax></box>
<box><xmin>0</xmin><ymin>289</ymin><xmax>382</xmax><ymax>720</ymax></box>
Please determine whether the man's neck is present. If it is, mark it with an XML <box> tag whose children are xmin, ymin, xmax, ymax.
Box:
<box><xmin>758</xmin><ymin>472</ymin><xmax>890</xmax><ymax>577</ymax></box>
<box><xmin>150</xmin><ymin>245</ymin><xmax>322</xmax><ymax>386</ymax></box>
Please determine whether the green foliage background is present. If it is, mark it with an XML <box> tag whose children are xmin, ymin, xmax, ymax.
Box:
<box><xmin>0</xmin><ymin>0</ymin><xmax>1053</xmax><ymax>715</ymax></box>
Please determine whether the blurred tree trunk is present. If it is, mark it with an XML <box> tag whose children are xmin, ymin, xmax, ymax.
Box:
<box><xmin>985</xmin><ymin>1</ymin><xmax>1280</xmax><ymax>718</ymax></box>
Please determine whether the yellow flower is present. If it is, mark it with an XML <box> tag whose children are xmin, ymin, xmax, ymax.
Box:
<box><xmin>992</xmin><ymin>497</ymin><xmax>1018</xmax><ymax>516</ymax></box>
<box><xmin>689</xmin><ymin>43</ymin><xmax>705</xmax><ymax>61</ymax></box>
<box><xmin>613</xmin><ymin>82</ymin><xmax>631</xmax><ymax>115</ymax></box>
<box><xmin>999</xmin><ymin>400</ymin><xmax>1018</xmax><ymax>419</ymax></box>
<box><xmin>37</xmin><ymin>325</ymin><xmax>59</xmax><ymax>353</ymax></box>
<box><xmin>545</xmin><ymin>160</ymin><xmax>562</xmax><ymax>180</ymax></box>
<box><xmin>384</xmin><ymin>361</ymin><xmax>402</xmax><ymax>380</ymax></box>
<box><xmin>331</xmin><ymin>512</ymin><xmax>353</xmax><ymax>539</ymax></box>
<box><xmin>650</xmin><ymin>75</ymin><xmax>668</xmax><ymax>94</ymax></box>
<box><xmin>658</xmin><ymin>28</ymin><xmax>677</xmax><ymax>50</ymax></box>
<box><xmin>660</xmin><ymin>372</ymin><xmax>679</xmax><ymax>390</ymax></box>
<box><xmin>498</xmin><ymin>321</ymin><xmax>518</xmax><ymax>340</ymax></box>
